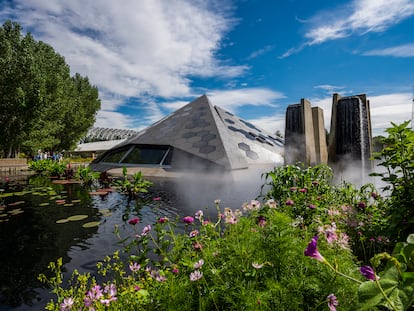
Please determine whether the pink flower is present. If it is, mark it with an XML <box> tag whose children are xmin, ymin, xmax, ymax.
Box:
<box><xmin>141</xmin><ymin>225</ymin><xmax>151</xmax><ymax>236</ymax></box>
<box><xmin>189</xmin><ymin>230</ymin><xmax>199</xmax><ymax>238</ymax></box>
<box><xmin>172</xmin><ymin>267</ymin><xmax>179</xmax><ymax>274</ymax></box>
<box><xmin>327</xmin><ymin>294</ymin><xmax>339</xmax><ymax>311</ymax></box>
<box><xmin>195</xmin><ymin>210</ymin><xmax>203</xmax><ymax>220</ymax></box>
<box><xmin>129</xmin><ymin>262</ymin><xmax>140</xmax><ymax>273</ymax></box>
<box><xmin>153</xmin><ymin>197</ymin><xmax>161</xmax><ymax>201</ymax></box>
<box><xmin>193</xmin><ymin>259</ymin><xmax>204</xmax><ymax>269</ymax></box>
<box><xmin>128</xmin><ymin>217</ymin><xmax>140</xmax><ymax>225</ymax></box>
<box><xmin>60</xmin><ymin>297</ymin><xmax>74</xmax><ymax>311</ymax></box>
<box><xmin>304</xmin><ymin>236</ymin><xmax>325</xmax><ymax>262</ymax></box>
<box><xmin>299</xmin><ymin>188</ymin><xmax>307</xmax><ymax>193</ymax></box>
<box><xmin>183</xmin><ymin>216</ymin><xmax>194</xmax><ymax>224</ymax></box>
<box><xmin>190</xmin><ymin>270</ymin><xmax>203</xmax><ymax>281</ymax></box>
<box><xmin>308</xmin><ymin>204</ymin><xmax>316</xmax><ymax>209</ymax></box>
<box><xmin>158</xmin><ymin>217</ymin><xmax>169</xmax><ymax>223</ymax></box>
<box><xmin>290</xmin><ymin>187</ymin><xmax>297</xmax><ymax>191</ymax></box>
<box><xmin>134</xmin><ymin>285</ymin><xmax>141</xmax><ymax>291</ymax></box>
<box><xmin>266</xmin><ymin>199</ymin><xmax>277</xmax><ymax>208</ymax></box>
<box><xmin>193</xmin><ymin>242</ymin><xmax>203</xmax><ymax>250</ymax></box>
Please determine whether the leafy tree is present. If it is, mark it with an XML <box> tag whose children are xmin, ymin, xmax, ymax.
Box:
<box><xmin>0</xmin><ymin>20</ymin><xmax>100</xmax><ymax>158</ymax></box>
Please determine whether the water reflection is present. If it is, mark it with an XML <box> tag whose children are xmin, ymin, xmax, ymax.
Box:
<box><xmin>0</xmin><ymin>167</ymin><xmax>269</xmax><ymax>310</ymax></box>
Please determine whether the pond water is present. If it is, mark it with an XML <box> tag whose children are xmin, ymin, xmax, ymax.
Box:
<box><xmin>0</xmin><ymin>167</ymin><xmax>270</xmax><ymax>310</ymax></box>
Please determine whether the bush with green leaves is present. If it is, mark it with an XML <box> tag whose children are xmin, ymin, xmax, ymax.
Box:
<box><xmin>261</xmin><ymin>164</ymin><xmax>391</xmax><ymax>264</ymax></box>
<box><xmin>28</xmin><ymin>159</ymin><xmax>66</xmax><ymax>177</ymax></box>
<box><xmin>370</xmin><ymin>121</ymin><xmax>414</xmax><ymax>242</ymax></box>
<box><xmin>111</xmin><ymin>168</ymin><xmax>153</xmax><ymax>200</ymax></box>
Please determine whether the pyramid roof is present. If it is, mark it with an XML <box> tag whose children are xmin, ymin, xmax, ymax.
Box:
<box><xmin>95</xmin><ymin>95</ymin><xmax>284</xmax><ymax>171</ymax></box>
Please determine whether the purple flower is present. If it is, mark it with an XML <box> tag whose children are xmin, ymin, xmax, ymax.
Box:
<box><xmin>304</xmin><ymin>236</ymin><xmax>325</xmax><ymax>262</ymax></box>
<box><xmin>308</xmin><ymin>204</ymin><xmax>316</xmax><ymax>209</ymax></box>
<box><xmin>285</xmin><ymin>199</ymin><xmax>294</xmax><ymax>206</ymax></box>
<box><xmin>299</xmin><ymin>188</ymin><xmax>307</xmax><ymax>193</ymax></box>
<box><xmin>357</xmin><ymin>201</ymin><xmax>367</xmax><ymax>209</ymax></box>
<box><xmin>128</xmin><ymin>217</ymin><xmax>140</xmax><ymax>225</ymax></box>
<box><xmin>327</xmin><ymin>294</ymin><xmax>339</xmax><ymax>311</ymax></box>
<box><xmin>60</xmin><ymin>297</ymin><xmax>74</xmax><ymax>311</ymax></box>
<box><xmin>360</xmin><ymin>266</ymin><xmax>378</xmax><ymax>281</ymax></box>
<box><xmin>183</xmin><ymin>216</ymin><xmax>194</xmax><ymax>224</ymax></box>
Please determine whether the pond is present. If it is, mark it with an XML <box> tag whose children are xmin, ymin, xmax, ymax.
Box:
<box><xmin>0</xmin><ymin>167</ymin><xmax>269</xmax><ymax>310</ymax></box>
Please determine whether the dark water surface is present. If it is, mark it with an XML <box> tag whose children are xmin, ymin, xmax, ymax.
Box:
<box><xmin>0</xmin><ymin>168</ymin><xmax>268</xmax><ymax>310</ymax></box>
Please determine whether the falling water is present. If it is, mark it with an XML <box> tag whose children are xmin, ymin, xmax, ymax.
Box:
<box><xmin>359</xmin><ymin>97</ymin><xmax>366</xmax><ymax>174</ymax></box>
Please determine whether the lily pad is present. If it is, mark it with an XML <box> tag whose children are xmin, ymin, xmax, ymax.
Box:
<box><xmin>82</xmin><ymin>221</ymin><xmax>100</xmax><ymax>228</ymax></box>
<box><xmin>67</xmin><ymin>215</ymin><xmax>88</xmax><ymax>221</ymax></box>
<box><xmin>8</xmin><ymin>201</ymin><xmax>25</xmax><ymax>206</ymax></box>
<box><xmin>0</xmin><ymin>213</ymin><xmax>8</xmax><ymax>217</ymax></box>
<box><xmin>9</xmin><ymin>209</ymin><xmax>24</xmax><ymax>215</ymax></box>
<box><xmin>72</xmin><ymin>199</ymin><xmax>81</xmax><ymax>203</ymax></box>
<box><xmin>56</xmin><ymin>218</ymin><xmax>70</xmax><ymax>224</ymax></box>
<box><xmin>101</xmin><ymin>212</ymin><xmax>112</xmax><ymax>217</ymax></box>
<box><xmin>64</xmin><ymin>203</ymin><xmax>74</xmax><ymax>207</ymax></box>
<box><xmin>39</xmin><ymin>202</ymin><xmax>50</xmax><ymax>206</ymax></box>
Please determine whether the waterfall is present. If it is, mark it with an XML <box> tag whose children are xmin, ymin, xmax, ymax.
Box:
<box><xmin>358</xmin><ymin>98</ymin><xmax>366</xmax><ymax>173</ymax></box>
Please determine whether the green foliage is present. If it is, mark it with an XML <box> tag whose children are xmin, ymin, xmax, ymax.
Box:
<box><xmin>28</xmin><ymin>159</ymin><xmax>66</xmax><ymax>177</ymax></box>
<box><xmin>75</xmin><ymin>166</ymin><xmax>100</xmax><ymax>186</ymax></box>
<box><xmin>261</xmin><ymin>164</ymin><xmax>390</xmax><ymax>263</ymax></box>
<box><xmin>112</xmin><ymin>168</ymin><xmax>153</xmax><ymax>199</ymax></box>
<box><xmin>370</xmin><ymin>121</ymin><xmax>414</xmax><ymax>241</ymax></box>
<box><xmin>0</xmin><ymin>20</ymin><xmax>100</xmax><ymax>158</ymax></box>
<box><xmin>357</xmin><ymin>234</ymin><xmax>414</xmax><ymax>310</ymax></box>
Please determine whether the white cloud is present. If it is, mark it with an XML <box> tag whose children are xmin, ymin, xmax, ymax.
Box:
<box><xmin>362</xmin><ymin>44</ymin><xmax>414</xmax><ymax>57</ymax></box>
<box><xmin>305</xmin><ymin>0</ymin><xmax>414</xmax><ymax>45</ymax></box>
<box><xmin>247</xmin><ymin>114</ymin><xmax>285</xmax><ymax>135</ymax></box>
<box><xmin>310</xmin><ymin>92</ymin><xmax>412</xmax><ymax>137</ymax></box>
<box><xmin>94</xmin><ymin>110</ymin><xmax>137</xmax><ymax>129</ymax></box>
<box><xmin>207</xmin><ymin>88</ymin><xmax>285</xmax><ymax>112</ymax></box>
<box><xmin>2</xmin><ymin>0</ymin><xmax>247</xmax><ymax>117</ymax></box>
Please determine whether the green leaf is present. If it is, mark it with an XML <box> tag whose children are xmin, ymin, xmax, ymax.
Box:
<box><xmin>82</xmin><ymin>221</ymin><xmax>100</xmax><ymax>228</ymax></box>
<box><xmin>67</xmin><ymin>214</ymin><xmax>88</xmax><ymax>221</ymax></box>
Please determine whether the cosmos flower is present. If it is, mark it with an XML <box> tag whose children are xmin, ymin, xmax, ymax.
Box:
<box><xmin>190</xmin><ymin>270</ymin><xmax>203</xmax><ymax>281</ymax></box>
<box><xmin>183</xmin><ymin>216</ymin><xmax>194</xmax><ymax>224</ymax></box>
<box><xmin>327</xmin><ymin>294</ymin><xmax>339</xmax><ymax>311</ymax></box>
<box><xmin>193</xmin><ymin>259</ymin><xmax>204</xmax><ymax>269</ymax></box>
<box><xmin>128</xmin><ymin>217</ymin><xmax>140</xmax><ymax>225</ymax></box>
<box><xmin>59</xmin><ymin>297</ymin><xmax>74</xmax><ymax>311</ymax></box>
<box><xmin>129</xmin><ymin>262</ymin><xmax>140</xmax><ymax>273</ymax></box>
<box><xmin>285</xmin><ymin>199</ymin><xmax>294</xmax><ymax>206</ymax></box>
<box><xmin>195</xmin><ymin>210</ymin><xmax>203</xmax><ymax>220</ymax></box>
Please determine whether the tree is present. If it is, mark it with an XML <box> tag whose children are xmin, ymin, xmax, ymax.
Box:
<box><xmin>0</xmin><ymin>20</ymin><xmax>100</xmax><ymax>158</ymax></box>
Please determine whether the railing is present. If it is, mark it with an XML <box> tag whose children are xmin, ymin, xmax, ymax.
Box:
<box><xmin>0</xmin><ymin>159</ymin><xmax>29</xmax><ymax>173</ymax></box>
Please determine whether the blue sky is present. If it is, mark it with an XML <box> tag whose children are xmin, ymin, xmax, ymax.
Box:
<box><xmin>1</xmin><ymin>0</ymin><xmax>413</xmax><ymax>136</ymax></box>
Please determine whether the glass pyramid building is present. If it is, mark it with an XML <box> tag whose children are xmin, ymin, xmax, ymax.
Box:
<box><xmin>90</xmin><ymin>95</ymin><xmax>284</xmax><ymax>173</ymax></box>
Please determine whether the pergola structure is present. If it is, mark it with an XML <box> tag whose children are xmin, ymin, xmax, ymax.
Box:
<box><xmin>80</xmin><ymin>127</ymin><xmax>138</xmax><ymax>143</ymax></box>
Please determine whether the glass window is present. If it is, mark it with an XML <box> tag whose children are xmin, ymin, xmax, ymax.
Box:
<box><xmin>101</xmin><ymin>146</ymin><xmax>131</xmax><ymax>163</ymax></box>
<box><xmin>121</xmin><ymin>145</ymin><xmax>169</xmax><ymax>165</ymax></box>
